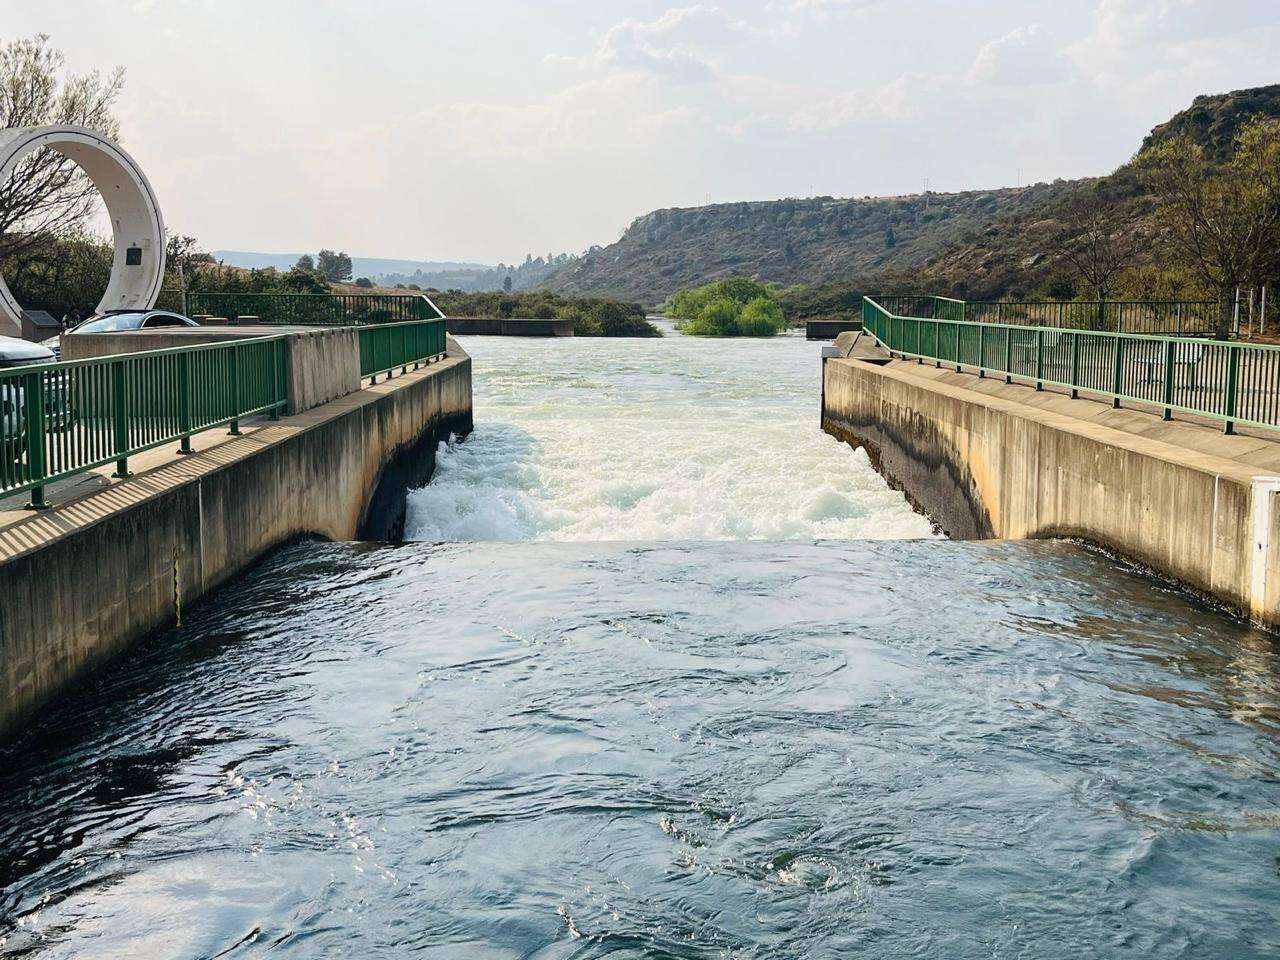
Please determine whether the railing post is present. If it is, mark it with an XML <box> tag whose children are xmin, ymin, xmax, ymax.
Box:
<box><xmin>228</xmin><ymin>346</ymin><xmax>241</xmax><ymax>436</ymax></box>
<box><xmin>1162</xmin><ymin>338</ymin><xmax>1175</xmax><ymax>421</ymax></box>
<box><xmin>270</xmin><ymin>339</ymin><xmax>283</xmax><ymax>419</ymax></box>
<box><xmin>955</xmin><ymin>324</ymin><xmax>961</xmax><ymax>372</ymax></box>
<box><xmin>178</xmin><ymin>351</ymin><xmax>193</xmax><ymax>453</ymax></box>
<box><xmin>112</xmin><ymin>361</ymin><xmax>129</xmax><ymax>477</ymax></box>
<box><xmin>978</xmin><ymin>324</ymin><xmax>985</xmax><ymax>378</ymax></box>
<box><xmin>1070</xmin><ymin>332</ymin><xmax>1080</xmax><ymax>399</ymax></box>
<box><xmin>22</xmin><ymin>371</ymin><xmax>46</xmax><ymax>509</ymax></box>
<box><xmin>1112</xmin><ymin>337</ymin><xmax>1124</xmax><ymax>409</ymax></box>
<box><xmin>1224</xmin><ymin>345</ymin><xmax>1239</xmax><ymax>434</ymax></box>
<box><xmin>1035</xmin><ymin>328</ymin><xmax>1044</xmax><ymax>390</ymax></box>
<box><xmin>1004</xmin><ymin>327</ymin><xmax>1012</xmax><ymax>383</ymax></box>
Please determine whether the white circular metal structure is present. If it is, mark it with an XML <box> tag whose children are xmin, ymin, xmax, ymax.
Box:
<box><xmin>0</xmin><ymin>124</ymin><xmax>165</xmax><ymax>337</ymax></box>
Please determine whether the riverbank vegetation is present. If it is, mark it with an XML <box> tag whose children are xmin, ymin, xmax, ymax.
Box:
<box><xmin>664</xmin><ymin>278</ymin><xmax>788</xmax><ymax>337</ymax></box>
<box><xmin>429</xmin><ymin>290</ymin><xmax>659</xmax><ymax>337</ymax></box>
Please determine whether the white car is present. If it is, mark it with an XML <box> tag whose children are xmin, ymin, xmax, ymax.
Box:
<box><xmin>42</xmin><ymin>309</ymin><xmax>200</xmax><ymax>359</ymax></box>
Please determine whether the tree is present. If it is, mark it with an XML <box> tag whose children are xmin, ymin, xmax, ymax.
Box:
<box><xmin>503</xmin><ymin>275</ymin><xmax>512</xmax><ymax>293</ymax></box>
<box><xmin>1139</xmin><ymin>119</ymin><xmax>1280</xmax><ymax>334</ymax></box>
<box><xmin>1055</xmin><ymin>185</ymin><xmax>1148</xmax><ymax>304</ymax></box>
<box><xmin>0</xmin><ymin>35</ymin><xmax>126</xmax><ymax>264</ymax></box>
<box><xmin>293</xmin><ymin>253</ymin><xmax>316</xmax><ymax>273</ymax></box>
<box><xmin>282</xmin><ymin>266</ymin><xmax>328</xmax><ymax>294</ymax></box>
<box><xmin>165</xmin><ymin>234</ymin><xmax>210</xmax><ymax>314</ymax></box>
<box><xmin>354</xmin><ymin>276</ymin><xmax>373</xmax><ymax>288</ymax></box>
<box><xmin>316</xmin><ymin>249</ymin><xmax>352</xmax><ymax>282</ymax></box>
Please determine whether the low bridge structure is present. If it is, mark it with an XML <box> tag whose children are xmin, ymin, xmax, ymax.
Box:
<box><xmin>0</xmin><ymin>319</ymin><xmax>471</xmax><ymax>738</ymax></box>
<box><xmin>823</xmin><ymin>297</ymin><xmax>1280</xmax><ymax>626</ymax></box>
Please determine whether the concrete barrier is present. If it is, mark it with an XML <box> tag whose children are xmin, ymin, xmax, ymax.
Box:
<box><xmin>805</xmin><ymin>319</ymin><xmax>862</xmax><ymax>340</ymax></box>
<box><xmin>446</xmin><ymin>317</ymin><xmax>574</xmax><ymax>337</ymax></box>
<box><xmin>0</xmin><ymin>339</ymin><xmax>472</xmax><ymax>738</ymax></box>
<box><xmin>822</xmin><ymin>355</ymin><xmax>1280</xmax><ymax>625</ymax></box>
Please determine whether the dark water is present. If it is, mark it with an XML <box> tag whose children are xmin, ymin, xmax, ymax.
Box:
<box><xmin>2</xmin><ymin>538</ymin><xmax>1278</xmax><ymax>958</ymax></box>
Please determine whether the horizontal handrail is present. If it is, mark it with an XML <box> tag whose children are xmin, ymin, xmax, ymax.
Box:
<box><xmin>0</xmin><ymin>316</ymin><xmax>452</xmax><ymax>507</ymax></box>
<box><xmin>964</xmin><ymin>299</ymin><xmax>1222</xmax><ymax>335</ymax></box>
<box><xmin>861</xmin><ymin>297</ymin><xmax>1280</xmax><ymax>435</ymax></box>
<box><xmin>0</xmin><ymin>336</ymin><xmax>289</xmax><ymax>506</ymax></box>
<box><xmin>358</xmin><ymin>318</ymin><xmax>449</xmax><ymax>382</ymax></box>
<box><xmin>187</xmin><ymin>292</ymin><xmax>446</xmax><ymax>326</ymax></box>
<box><xmin>871</xmin><ymin>293</ymin><xmax>1224</xmax><ymax>335</ymax></box>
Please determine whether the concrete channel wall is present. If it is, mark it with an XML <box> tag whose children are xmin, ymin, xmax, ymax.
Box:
<box><xmin>822</xmin><ymin>355</ymin><xmax>1280</xmax><ymax>625</ymax></box>
<box><xmin>445</xmin><ymin>317</ymin><xmax>574</xmax><ymax>337</ymax></box>
<box><xmin>0</xmin><ymin>339</ymin><xmax>472</xmax><ymax>739</ymax></box>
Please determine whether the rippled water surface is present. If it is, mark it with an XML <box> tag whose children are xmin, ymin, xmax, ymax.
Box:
<box><xmin>2</xmin><ymin>331</ymin><xmax>1279</xmax><ymax>958</ymax></box>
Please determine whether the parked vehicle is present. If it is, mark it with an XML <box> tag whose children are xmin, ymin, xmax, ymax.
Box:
<box><xmin>42</xmin><ymin>309</ymin><xmax>199</xmax><ymax>359</ymax></box>
<box><xmin>0</xmin><ymin>335</ymin><xmax>59</xmax><ymax>467</ymax></box>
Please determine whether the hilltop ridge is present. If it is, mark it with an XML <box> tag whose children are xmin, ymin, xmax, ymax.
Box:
<box><xmin>543</xmin><ymin>83</ymin><xmax>1280</xmax><ymax>306</ymax></box>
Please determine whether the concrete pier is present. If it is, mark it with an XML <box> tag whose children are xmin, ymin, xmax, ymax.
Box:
<box><xmin>0</xmin><ymin>339</ymin><xmax>472</xmax><ymax>738</ymax></box>
<box><xmin>822</xmin><ymin>354</ymin><xmax>1280</xmax><ymax>625</ymax></box>
<box><xmin>805</xmin><ymin>318</ymin><xmax>862</xmax><ymax>340</ymax></box>
<box><xmin>446</xmin><ymin>317</ymin><xmax>574</xmax><ymax>337</ymax></box>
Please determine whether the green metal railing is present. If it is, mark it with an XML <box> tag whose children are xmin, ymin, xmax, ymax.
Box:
<box><xmin>359</xmin><ymin>318</ymin><xmax>448</xmax><ymax>382</ymax></box>
<box><xmin>862</xmin><ymin>297</ymin><xmax>1280</xmax><ymax>435</ymax></box>
<box><xmin>1</xmin><ymin>337</ymin><xmax>288</xmax><ymax>506</ymax></box>
<box><xmin>187</xmin><ymin>292</ymin><xmax>445</xmax><ymax>327</ymax></box>
<box><xmin>965</xmin><ymin>299</ymin><xmax>1222</xmax><ymax>335</ymax></box>
<box><xmin>872</xmin><ymin>294</ymin><xmax>1223</xmax><ymax>335</ymax></box>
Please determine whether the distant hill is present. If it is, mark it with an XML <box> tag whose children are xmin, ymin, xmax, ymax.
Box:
<box><xmin>211</xmin><ymin>251</ymin><xmax>491</xmax><ymax>280</ymax></box>
<box><xmin>544</xmin><ymin>185</ymin><xmax>1077</xmax><ymax>304</ymax></box>
<box><xmin>544</xmin><ymin>83</ymin><xmax>1280</xmax><ymax>306</ymax></box>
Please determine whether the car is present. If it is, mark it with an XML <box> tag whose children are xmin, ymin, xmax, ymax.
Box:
<box><xmin>42</xmin><ymin>309</ymin><xmax>200</xmax><ymax>359</ymax></box>
<box><xmin>0</xmin><ymin>335</ymin><xmax>59</xmax><ymax>467</ymax></box>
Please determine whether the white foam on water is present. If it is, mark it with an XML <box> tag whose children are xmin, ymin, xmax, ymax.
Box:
<box><xmin>406</xmin><ymin>324</ymin><xmax>934</xmax><ymax>542</ymax></box>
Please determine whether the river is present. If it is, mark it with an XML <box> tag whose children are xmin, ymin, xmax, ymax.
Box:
<box><xmin>1</xmin><ymin>327</ymin><xmax>1278</xmax><ymax>958</ymax></box>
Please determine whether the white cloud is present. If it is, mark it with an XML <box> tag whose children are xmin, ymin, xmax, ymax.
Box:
<box><xmin>552</xmin><ymin>5</ymin><xmax>750</xmax><ymax>84</ymax></box>
<box><xmin>967</xmin><ymin>25</ymin><xmax>1072</xmax><ymax>86</ymax></box>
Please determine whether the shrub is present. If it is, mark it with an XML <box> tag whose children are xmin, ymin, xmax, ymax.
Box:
<box><xmin>737</xmin><ymin>296</ymin><xmax>787</xmax><ymax>336</ymax></box>
<box><xmin>667</xmin><ymin>277</ymin><xmax>789</xmax><ymax>336</ymax></box>
<box><xmin>684</xmin><ymin>297</ymin><xmax>740</xmax><ymax>336</ymax></box>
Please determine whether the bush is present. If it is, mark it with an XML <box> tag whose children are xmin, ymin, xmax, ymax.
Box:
<box><xmin>684</xmin><ymin>297</ymin><xmax>740</xmax><ymax>336</ymax></box>
<box><xmin>667</xmin><ymin>277</ymin><xmax>789</xmax><ymax>336</ymax></box>
<box><xmin>737</xmin><ymin>296</ymin><xmax>787</xmax><ymax>336</ymax></box>
<box><xmin>430</xmin><ymin>289</ymin><xmax>660</xmax><ymax>336</ymax></box>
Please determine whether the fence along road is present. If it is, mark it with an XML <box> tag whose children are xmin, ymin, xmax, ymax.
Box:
<box><xmin>862</xmin><ymin>297</ymin><xmax>1280</xmax><ymax>435</ymax></box>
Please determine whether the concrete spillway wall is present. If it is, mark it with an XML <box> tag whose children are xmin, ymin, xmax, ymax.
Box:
<box><xmin>0</xmin><ymin>340</ymin><xmax>471</xmax><ymax>738</ymax></box>
<box><xmin>822</xmin><ymin>356</ymin><xmax>1280</xmax><ymax>625</ymax></box>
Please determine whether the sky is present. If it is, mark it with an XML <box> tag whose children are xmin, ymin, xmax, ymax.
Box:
<box><xmin>2</xmin><ymin>0</ymin><xmax>1278</xmax><ymax>265</ymax></box>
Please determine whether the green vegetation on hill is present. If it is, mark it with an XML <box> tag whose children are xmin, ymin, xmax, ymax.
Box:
<box><xmin>543</xmin><ymin>84</ymin><xmax>1280</xmax><ymax>311</ymax></box>
<box><xmin>431</xmin><ymin>290</ymin><xmax>659</xmax><ymax>337</ymax></box>
<box><xmin>664</xmin><ymin>278</ymin><xmax>788</xmax><ymax>337</ymax></box>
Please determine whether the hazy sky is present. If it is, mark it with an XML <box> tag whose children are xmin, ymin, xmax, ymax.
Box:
<box><xmin>2</xmin><ymin>1</ymin><xmax>1278</xmax><ymax>264</ymax></box>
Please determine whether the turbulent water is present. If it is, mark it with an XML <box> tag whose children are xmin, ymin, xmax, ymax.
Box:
<box><xmin>406</xmin><ymin>325</ymin><xmax>932</xmax><ymax>542</ymax></box>
<box><xmin>2</xmin><ymin>329</ymin><xmax>1280</xmax><ymax>958</ymax></box>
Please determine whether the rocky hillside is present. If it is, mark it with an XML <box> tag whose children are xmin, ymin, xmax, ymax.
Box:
<box><xmin>544</xmin><ymin>84</ymin><xmax>1280</xmax><ymax>306</ymax></box>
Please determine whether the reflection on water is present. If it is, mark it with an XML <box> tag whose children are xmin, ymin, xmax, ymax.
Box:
<box><xmin>2</xmin><ymin>538</ymin><xmax>1278</xmax><ymax>957</ymax></box>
